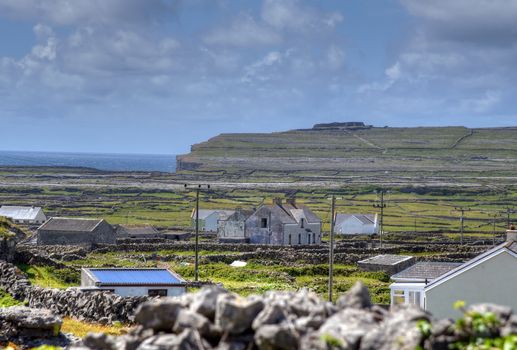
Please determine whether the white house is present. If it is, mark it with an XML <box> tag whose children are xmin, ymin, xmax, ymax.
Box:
<box><xmin>80</xmin><ymin>268</ymin><xmax>187</xmax><ymax>297</ymax></box>
<box><xmin>0</xmin><ymin>206</ymin><xmax>47</xmax><ymax>225</ymax></box>
<box><xmin>390</xmin><ymin>228</ymin><xmax>517</xmax><ymax>319</ymax></box>
<box><xmin>191</xmin><ymin>209</ymin><xmax>235</xmax><ymax>232</ymax></box>
<box><xmin>334</xmin><ymin>213</ymin><xmax>379</xmax><ymax>235</ymax></box>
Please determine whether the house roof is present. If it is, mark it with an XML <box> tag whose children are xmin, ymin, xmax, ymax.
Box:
<box><xmin>39</xmin><ymin>217</ymin><xmax>104</xmax><ymax>232</ymax></box>
<box><xmin>358</xmin><ymin>254</ymin><xmax>413</xmax><ymax>266</ymax></box>
<box><xmin>391</xmin><ymin>262</ymin><xmax>462</xmax><ymax>282</ymax></box>
<box><xmin>335</xmin><ymin>213</ymin><xmax>376</xmax><ymax>226</ymax></box>
<box><xmin>266</xmin><ymin>202</ymin><xmax>321</xmax><ymax>225</ymax></box>
<box><xmin>192</xmin><ymin>209</ymin><xmax>235</xmax><ymax>220</ymax></box>
<box><xmin>0</xmin><ymin>206</ymin><xmax>44</xmax><ymax>221</ymax></box>
<box><xmin>116</xmin><ymin>224</ymin><xmax>158</xmax><ymax>235</ymax></box>
<box><xmin>425</xmin><ymin>240</ymin><xmax>517</xmax><ymax>290</ymax></box>
<box><xmin>83</xmin><ymin>268</ymin><xmax>185</xmax><ymax>286</ymax></box>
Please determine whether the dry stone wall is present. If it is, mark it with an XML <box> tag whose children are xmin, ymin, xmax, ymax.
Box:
<box><xmin>0</xmin><ymin>261</ymin><xmax>147</xmax><ymax>323</ymax></box>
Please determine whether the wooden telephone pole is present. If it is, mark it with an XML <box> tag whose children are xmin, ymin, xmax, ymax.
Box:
<box><xmin>184</xmin><ymin>183</ymin><xmax>211</xmax><ymax>282</ymax></box>
<box><xmin>328</xmin><ymin>195</ymin><xmax>335</xmax><ymax>303</ymax></box>
<box><xmin>454</xmin><ymin>207</ymin><xmax>469</xmax><ymax>245</ymax></box>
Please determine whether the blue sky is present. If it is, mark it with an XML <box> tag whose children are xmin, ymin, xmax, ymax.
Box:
<box><xmin>0</xmin><ymin>0</ymin><xmax>516</xmax><ymax>154</ymax></box>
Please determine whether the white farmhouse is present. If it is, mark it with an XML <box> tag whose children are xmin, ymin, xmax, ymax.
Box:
<box><xmin>81</xmin><ymin>268</ymin><xmax>186</xmax><ymax>297</ymax></box>
<box><xmin>0</xmin><ymin>206</ymin><xmax>47</xmax><ymax>225</ymax></box>
<box><xmin>191</xmin><ymin>209</ymin><xmax>235</xmax><ymax>232</ymax></box>
<box><xmin>334</xmin><ymin>213</ymin><xmax>379</xmax><ymax>235</ymax></box>
<box><xmin>390</xmin><ymin>228</ymin><xmax>517</xmax><ymax>319</ymax></box>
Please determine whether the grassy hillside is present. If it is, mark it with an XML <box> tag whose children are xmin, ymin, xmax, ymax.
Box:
<box><xmin>177</xmin><ymin>126</ymin><xmax>517</xmax><ymax>184</ymax></box>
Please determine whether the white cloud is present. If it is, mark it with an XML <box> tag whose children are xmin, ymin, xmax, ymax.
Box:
<box><xmin>459</xmin><ymin>90</ymin><xmax>501</xmax><ymax>113</ymax></box>
<box><xmin>358</xmin><ymin>62</ymin><xmax>402</xmax><ymax>93</ymax></box>
<box><xmin>262</xmin><ymin>0</ymin><xmax>343</xmax><ymax>31</ymax></box>
<box><xmin>325</xmin><ymin>45</ymin><xmax>345</xmax><ymax>70</ymax></box>
<box><xmin>242</xmin><ymin>51</ymin><xmax>283</xmax><ymax>83</ymax></box>
<box><xmin>204</xmin><ymin>14</ymin><xmax>281</xmax><ymax>47</ymax></box>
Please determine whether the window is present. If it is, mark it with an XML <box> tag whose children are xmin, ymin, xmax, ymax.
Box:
<box><xmin>260</xmin><ymin>218</ymin><xmax>268</xmax><ymax>228</ymax></box>
<box><xmin>313</xmin><ymin>234</ymin><xmax>316</xmax><ymax>244</ymax></box>
<box><xmin>148</xmin><ymin>289</ymin><xmax>168</xmax><ymax>297</ymax></box>
<box><xmin>308</xmin><ymin>234</ymin><xmax>311</xmax><ymax>244</ymax></box>
<box><xmin>288</xmin><ymin>234</ymin><xmax>291</xmax><ymax>245</ymax></box>
<box><xmin>392</xmin><ymin>290</ymin><xmax>405</xmax><ymax>305</ymax></box>
<box><xmin>408</xmin><ymin>291</ymin><xmax>421</xmax><ymax>306</ymax></box>
<box><xmin>298</xmin><ymin>233</ymin><xmax>301</xmax><ymax>245</ymax></box>
<box><xmin>300</xmin><ymin>218</ymin><xmax>305</xmax><ymax>228</ymax></box>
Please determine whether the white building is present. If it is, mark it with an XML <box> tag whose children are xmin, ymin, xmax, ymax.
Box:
<box><xmin>334</xmin><ymin>213</ymin><xmax>379</xmax><ymax>235</ymax></box>
<box><xmin>191</xmin><ymin>209</ymin><xmax>235</xmax><ymax>232</ymax></box>
<box><xmin>0</xmin><ymin>206</ymin><xmax>47</xmax><ymax>225</ymax></box>
<box><xmin>80</xmin><ymin>268</ymin><xmax>187</xmax><ymax>297</ymax></box>
<box><xmin>390</xmin><ymin>229</ymin><xmax>517</xmax><ymax>319</ymax></box>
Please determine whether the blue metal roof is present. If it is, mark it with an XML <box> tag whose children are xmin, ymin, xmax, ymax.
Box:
<box><xmin>87</xmin><ymin>269</ymin><xmax>184</xmax><ymax>285</ymax></box>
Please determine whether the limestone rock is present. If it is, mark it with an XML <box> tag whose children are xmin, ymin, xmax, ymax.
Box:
<box><xmin>215</xmin><ymin>294</ymin><xmax>264</xmax><ymax>335</ymax></box>
<box><xmin>254</xmin><ymin>324</ymin><xmax>299</xmax><ymax>350</ymax></box>
<box><xmin>336</xmin><ymin>282</ymin><xmax>372</xmax><ymax>310</ymax></box>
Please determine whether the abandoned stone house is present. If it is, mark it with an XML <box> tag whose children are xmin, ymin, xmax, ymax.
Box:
<box><xmin>37</xmin><ymin>217</ymin><xmax>116</xmax><ymax>245</ymax></box>
<box><xmin>217</xmin><ymin>209</ymin><xmax>253</xmax><ymax>243</ymax></box>
<box><xmin>246</xmin><ymin>198</ymin><xmax>322</xmax><ymax>245</ymax></box>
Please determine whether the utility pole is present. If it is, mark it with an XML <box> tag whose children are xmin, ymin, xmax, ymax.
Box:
<box><xmin>373</xmin><ymin>190</ymin><xmax>387</xmax><ymax>247</ymax></box>
<box><xmin>184</xmin><ymin>183</ymin><xmax>211</xmax><ymax>282</ymax></box>
<box><xmin>503</xmin><ymin>207</ymin><xmax>516</xmax><ymax>228</ymax></box>
<box><xmin>328</xmin><ymin>195</ymin><xmax>335</xmax><ymax>303</ymax></box>
<box><xmin>454</xmin><ymin>207</ymin><xmax>469</xmax><ymax>245</ymax></box>
<box><xmin>492</xmin><ymin>213</ymin><xmax>498</xmax><ymax>246</ymax></box>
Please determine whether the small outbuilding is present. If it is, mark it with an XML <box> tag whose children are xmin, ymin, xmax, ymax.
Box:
<box><xmin>0</xmin><ymin>206</ymin><xmax>47</xmax><ymax>225</ymax></box>
<box><xmin>358</xmin><ymin>254</ymin><xmax>415</xmax><ymax>275</ymax></box>
<box><xmin>334</xmin><ymin>213</ymin><xmax>379</xmax><ymax>235</ymax></box>
<box><xmin>218</xmin><ymin>209</ymin><xmax>253</xmax><ymax>243</ymax></box>
<box><xmin>80</xmin><ymin>268</ymin><xmax>187</xmax><ymax>297</ymax></box>
<box><xmin>37</xmin><ymin>217</ymin><xmax>116</xmax><ymax>245</ymax></box>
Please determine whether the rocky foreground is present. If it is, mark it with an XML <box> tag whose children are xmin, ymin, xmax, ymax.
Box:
<box><xmin>2</xmin><ymin>282</ymin><xmax>517</xmax><ymax>349</ymax></box>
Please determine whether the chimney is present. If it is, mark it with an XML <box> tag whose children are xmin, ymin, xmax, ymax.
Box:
<box><xmin>507</xmin><ymin>225</ymin><xmax>517</xmax><ymax>243</ymax></box>
<box><xmin>286</xmin><ymin>197</ymin><xmax>296</xmax><ymax>207</ymax></box>
<box><xmin>272</xmin><ymin>198</ymin><xmax>282</xmax><ymax>206</ymax></box>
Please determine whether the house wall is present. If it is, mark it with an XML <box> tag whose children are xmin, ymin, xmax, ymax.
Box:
<box><xmin>335</xmin><ymin>218</ymin><xmax>377</xmax><ymax>235</ymax></box>
<box><xmin>282</xmin><ymin>222</ymin><xmax>322</xmax><ymax>245</ymax></box>
<box><xmin>203</xmin><ymin>213</ymin><xmax>219</xmax><ymax>232</ymax></box>
<box><xmin>37</xmin><ymin>220</ymin><xmax>116</xmax><ymax>245</ymax></box>
<box><xmin>218</xmin><ymin>219</ymin><xmax>246</xmax><ymax>240</ymax></box>
<box><xmin>247</xmin><ymin>207</ymin><xmax>283</xmax><ymax>244</ymax></box>
<box><xmin>98</xmin><ymin>286</ymin><xmax>186</xmax><ymax>297</ymax></box>
<box><xmin>425</xmin><ymin>251</ymin><xmax>517</xmax><ymax>319</ymax></box>
<box><xmin>191</xmin><ymin>218</ymin><xmax>206</xmax><ymax>231</ymax></box>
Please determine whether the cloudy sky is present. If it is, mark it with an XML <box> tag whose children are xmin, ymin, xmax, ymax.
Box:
<box><xmin>0</xmin><ymin>0</ymin><xmax>516</xmax><ymax>154</ymax></box>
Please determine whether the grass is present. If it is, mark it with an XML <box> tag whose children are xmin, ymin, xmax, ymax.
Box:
<box><xmin>17</xmin><ymin>264</ymin><xmax>79</xmax><ymax>289</ymax></box>
<box><xmin>0</xmin><ymin>289</ymin><xmax>22</xmax><ymax>307</ymax></box>
<box><xmin>61</xmin><ymin>317</ymin><xmax>130</xmax><ymax>338</ymax></box>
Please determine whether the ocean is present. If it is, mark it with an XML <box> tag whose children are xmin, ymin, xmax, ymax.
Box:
<box><xmin>0</xmin><ymin>150</ymin><xmax>177</xmax><ymax>173</ymax></box>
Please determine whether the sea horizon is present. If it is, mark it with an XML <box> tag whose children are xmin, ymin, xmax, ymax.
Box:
<box><xmin>0</xmin><ymin>150</ymin><xmax>177</xmax><ymax>173</ymax></box>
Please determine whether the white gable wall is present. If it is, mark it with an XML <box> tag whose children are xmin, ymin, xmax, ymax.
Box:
<box><xmin>335</xmin><ymin>216</ymin><xmax>378</xmax><ymax>235</ymax></box>
<box><xmin>425</xmin><ymin>250</ymin><xmax>517</xmax><ymax>319</ymax></box>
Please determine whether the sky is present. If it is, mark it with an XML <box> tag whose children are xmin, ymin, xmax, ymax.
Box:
<box><xmin>0</xmin><ymin>0</ymin><xmax>516</xmax><ymax>154</ymax></box>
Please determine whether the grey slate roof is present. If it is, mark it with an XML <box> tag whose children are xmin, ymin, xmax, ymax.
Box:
<box><xmin>39</xmin><ymin>217</ymin><xmax>104</xmax><ymax>232</ymax></box>
<box><xmin>359</xmin><ymin>254</ymin><xmax>413</xmax><ymax>266</ymax></box>
<box><xmin>335</xmin><ymin>213</ymin><xmax>376</xmax><ymax>226</ymax></box>
<box><xmin>273</xmin><ymin>203</ymin><xmax>322</xmax><ymax>224</ymax></box>
<box><xmin>392</xmin><ymin>262</ymin><xmax>462</xmax><ymax>282</ymax></box>
<box><xmin>0</xmin><ymin>206</ymin><xmax>44</xmax><ymax>221</ymax></box>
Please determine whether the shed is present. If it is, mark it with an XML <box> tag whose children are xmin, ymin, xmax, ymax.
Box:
<box><xmin>191</xmin><ymin>209</ymin><xmax>235</xmax><ymax>232</ymax></box>
<box><xmin>0</xmin><ymin>206</ymin><xmax>47</xmax><ymax>225</ymax></box>
<box><xmin>81</xmin><ymin>268</ymin><xmax>187</xmax><ymax>297</ymax></box>
<box><xmin>358</xmin><ymin>254</ymin><xmax>415</xmax><ymax>275</ymax></box>
<box><xmin>116</xmin><ymin>224</ymin><xmax>161</xmax><ymax>239</ymax></box>
<box><xmin>37</xmin><ymin>217</ymin><xmax>116</xmax><ymax>245</ymax></box>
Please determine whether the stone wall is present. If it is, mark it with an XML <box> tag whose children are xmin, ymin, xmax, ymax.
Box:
<box><xmin>70</xmin><ymin>283</ymin><xmax>517</xmax><ymax>350</ymax></box>
<box><xmin>0</xmin><ymin>261</ymin><xmax>147</xmax><ymax>323</ymax></box>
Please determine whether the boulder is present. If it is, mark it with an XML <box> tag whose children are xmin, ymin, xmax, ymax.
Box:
<box><xmin>336</xmin><ymin>282</ymin><xmax>372</xmax><ymax>310</ymax></box>
<box><xmin>135</xmin><ymin>299</ymin><xmax>184</xmax><ymax>332</ymax></box>
<box><xmin>215</xmin><ymin>294</ymin><xmax>264</xmax><ymax>335</ymax></box>
<box><xmin>254</xmin><ymin>324</ymin><xmax>299</xmax><ymax>350</ymax></box>
<box><xmin>0</xmin><ymin>306</ymin><xmax>62</xmax><ymax>338</ymax></box>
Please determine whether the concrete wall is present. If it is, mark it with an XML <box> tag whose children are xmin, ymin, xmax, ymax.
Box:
<box><xmin>425</xmin><ymin>250</ymin><xmax>517</xmax><ymax>319</ymax></box>
<box><xmin>218</xmin><ymin>218</ymin><xmax>246</xmax><ymax>240</ymax></box>
<box><xmin>336</xmin><ymin>218</ymin><xmax>378</xmax><ymax>235</ymax></box>
<box><xmin>37</xmin><ymin>220</ymin><xmax>116</xmax><ymax>245</ymax></box>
